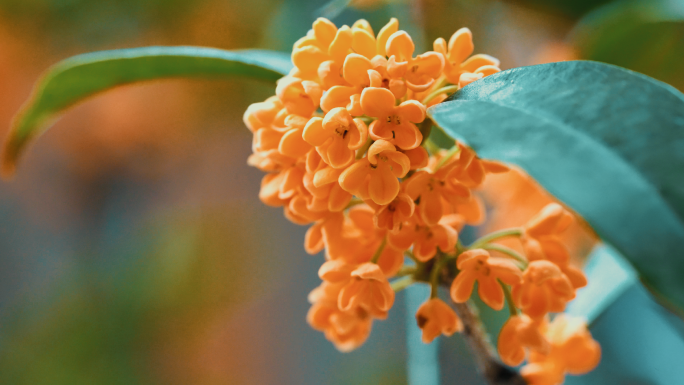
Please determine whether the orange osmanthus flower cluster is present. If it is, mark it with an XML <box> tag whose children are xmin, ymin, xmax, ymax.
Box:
<box><xmin>243</xmin><ymin>17</ymin><xmax>599</xmax><ymax>384</ymax></box>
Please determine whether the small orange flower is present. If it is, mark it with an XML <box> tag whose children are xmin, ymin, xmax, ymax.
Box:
<box><xmin>450</xmin><ymin>249</ymin><xmax>522</xmax><ymax>310</ymax></box>
<box><xmin>320</xmin><ymin>53</ymin><xmax>400</xmax><ymax>114</ymax></box>
<box><xmin>512</xmin><ymin>260</ymin><xmax>575</xmax><ymax>319</ymax></box>
<box><xmin>415</xmin><ymin>298</ymin><xmax>463</xmax><ymax>343</ymax></box>
<box><xmin>319</xmin><ymin>259</ymin><xmax>357</xmax><ymax>283</ymax></box>
<box><xmin>304</xmin><ymin>153</ymin><xmax>352</xmax><ymax>212</ymax></box>
<box><xmin>402</xmin><ymin>146</ymin><xmax>429</xmax><ymax>170</ymax></box>
<box><xmin>433</xmin><ymin>28</ymin><xmax>500</xmax><ymax>87</ymax></box>
<box><xmin>385</xmin><ymin>31</ymin><xmax>445</xmax><ymax>92</ymax></box>
<box><xmin>302</xmin><ymin>108</ymin><xmax>368</xmax><ymax>168</ymax></box>
<box><xmin>498</xmin><ymin>314</ymin><xmax>549</xmax><ymax>366</ymax></box>
<box><xmin>315</xmin><ymin>208</ymin><xmax>404</xmax><ymax>277</ymax></box>
<box><xmin>368</xmin><ymin>61</ymin><xmax>408</xmax><ymax>99</ymax></box>
<box><xmin>258</xmin><ymin>160</ymin><xmax>306</xmax><ymax>208</ymax></box>
<box><xmin>523</xmin><ymin>203</ymin><xmax>573</xmax><ymax>261</ymax></box>
<box><xmin>338</xmin><ymin>263</ymin><xmax>395</xmax><ymax>316</ymax></box>
<box><xmin>243</xmin><ymin>96</ymin><xmax>287</xmax><ymax>133</ymax></box>
<box><xmin>344</xmin><ymin>206</ymin><xmax>405</xmax><ymax>277</ymax></box>
<box><xmin>360</xmin><ymin>87</ymin><xmax>426</xmax><ymax>150</ymax></box>
<box><xmin>276</xmin><ymin>76</ymin><xmax>322</xmax><ymax>117</ymax></box>
<box><xmin>373</xmin><ymin>192</ymin><xmax>415</xmax><ymax>231</ymax></box>
<box><xmin>307</xmin><ymin>281</ymin><xmax>374</xmax><ymax>352</ymax></box>
<box><xmin>521</xmin><ymin>315</ymin><xmax>601</xmax><ymax>385</ymax></box>
<box><xmin>305</xmin><ymin>211</ymin><xmax>345</xmax><ymax>255</ymax></box>
<box><xmin>339</xmin><ymin>140</ymin><xmax>410</xmax><ymax>205</ymax></box>
<box><xmin>405</xmin><ymin>169</ymin><xmax>470</xmax><ymax>225</ymax></box>
<box><xmin>278</xmin><ymin>114</ymin><xmax>313</xmax><ymax>159</ymax></box>
<box><xmin>522</xmin><ymin>203</ymin><xmax>587</xmax><ymax>289</ymax></box>
<box><xmin>447</xmin><ymin>142</ymin><xmax>509</xmax><ymax>189</ymax></box>
<box><xmin>387</xmin><ymin>215</ymin><xmax>458</xmax><ymax>261</ymax></box>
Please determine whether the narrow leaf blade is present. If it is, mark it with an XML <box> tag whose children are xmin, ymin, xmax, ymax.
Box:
<box><xmin>3</xmin><ymin>46</ymin><xmax>292</xmax><ymax>175</ymax></box>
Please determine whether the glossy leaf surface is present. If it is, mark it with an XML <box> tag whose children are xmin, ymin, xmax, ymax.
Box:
<box><xmin>428</xmin><ymin>60</ymin><xmax>684</xmax><ymax>313</ymax></box>
<box><xmin>3</xmin><ymin>47</ymin><xmax>292</xmax><ymax>174</ymax></box>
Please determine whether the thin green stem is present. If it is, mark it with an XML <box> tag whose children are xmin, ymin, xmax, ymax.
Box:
<box><xmin>481</xmin><ymin>243</ymin><xmax>528</xmax><ymax>267</ymax></box>
<box><xmin>355</xmin><ymin>136</ymin><xmax>373</xmax><ymax>160</ymax></box>
<box><xmin>424</xmin><ymin>138</ymin><xmax>441</xmax><ymax>156</ymax></box>
<box><xmin>390</xmin><ymin>275</ymin><xmax>415</xmax><ymax>292</ymax></box>
<box><xmin>422</xmin><ymin>85</ymin><xmax>459</xmax><ymax>105</ymax></box>
<box><xmin>404</xmin><ymin>250</ymin><xmax>419</xmax><ymax>264</ymax></box>
<box><xmin>429</xmin><ymin>254</ymin><xmax>456</xmax><ymax>298</ymax></box>
<box><xmin>435</xmin><ymin>145</ymin><xmax>460</xmax><ymax>170</ymax></box>
<box><xmin>396</xmin><ymin>265</ymin><xmax>417</xmax><ymax>277</ymax></box>
<box><xmin>456</xmin><ymin>240</ymin><xmax>466</xmax><ymax>255</ymax></box>
<box><xmin>499</xmin><ymin>280</ymin><xmax>518</xmax><ymax>317</ymax></box>
<box><xmin>371</xmin><ymin>237</ymin><xmax>387</xmax><ymax>264</ymax></box>
<box><xmin>345</xmin><ymin>197</ymin><xmax>364</xmax><ymax>209</ymax></box>
<box><xmin>356</xmin><ymin>115</ymin><xmax>374</xmax><ymax>124</ymax></box>
<box><xmin>469</xmin><ymin>228</ymin><xmax>523</xmax><ymax>249</ymax></box>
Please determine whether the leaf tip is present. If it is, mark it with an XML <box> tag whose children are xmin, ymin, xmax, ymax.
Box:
<box><xmin>1</xmin><ymin>129</ymin><xmax>22</xmax><ymax>180</ymax></box>
<box><xmin>1</xmin><ymin>155</ymin><xmax>17</xmax><ymax>180</ymax></box>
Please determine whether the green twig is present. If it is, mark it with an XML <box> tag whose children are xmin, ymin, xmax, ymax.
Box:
<box><xmin>422</xmin><ymin>85</ymin><xmax>459</xmax><ymax>105</ymax></box>
<box><xmin>435</xmin><ymin>145</ymin><xmax>460</xmax><ymax>170</ymax></box>
<box><xmin>405</xmin><ymin>250</ymin><xmax>419</xmax><ymax>264</ymax></box>
<box><xmin>424</xmin><ymin>138</ymin><xmax>441</xmax><ymax>155</ymax></box>
<box><xmin>371</xmin><ymin>237</ymin><xmax>387</xmax><ymax>264</ymax></box>
<box><xmin>390</xmin><ymin>275</ymin><xmax>415</xmax><ymax>292</ymax></box>
<box><xmin>356</xmin><ymin>136</ymin><xmax>373</xmax><ymax>160</ymax></box>
<box><xmin>481</xmin><ymin>243</ymin><xmax>528</xmax><ymax>268</ymax></box>
<box><xmin>396</xmin><ymin>265</ymin><xmax>417</xmax><ymax>277</ymax></box>
<box><xmin>499</xmin><ymin>280</ymin><xmax>518</xmax><ymax>317</ymax></box>
<box><xmin>469</xmin><ymin>228</ymin><xmax>523</xmax><ymax>250</ymax></box>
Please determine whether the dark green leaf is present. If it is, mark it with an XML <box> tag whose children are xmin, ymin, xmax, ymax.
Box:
<box><xmin>428</xmin><ymin>60</ymin><xmax>684</xmax><ymax>314</ymax></box>
<box><xmin>2</xmin><ymin>46</ymin><xmax>292</xmax><ymax>175</ymax></box>
<box><xmin>572</xmin><ymin>0</ymin><xmax>684</xmax><ymax>91</ymax></box>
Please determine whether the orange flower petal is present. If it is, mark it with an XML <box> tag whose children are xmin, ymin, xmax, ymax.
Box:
<box><xmin>369</xmin><ymin>167</ymin><xmax>400</xmax><ymax>205</ymax></box>
<box><xmin>450</xmin><ymin>271</ymin><xmax>477</xmax><ymax>303</ymax></box>
<box><xmin>397</xmin><ymin>100</ymin><xmax>427</xmax><ymax>123</ymax></box>
<box><xmin>339</xmin><ymin>159</ymin><xmax>370</xmax><ymax>193</ymax></box>
<box><xmin>328</xmin><ymin>25</ymin><xmax>353</xmax><ymax>63</ymax></box>
<box><xmin>279</xmin><ymin>128</ymin><xmax>311</xmax><ymax>158</ymax></box>
<box><xmin>447</xmin><ymin>27</ymin><xmax>474</xmax><ymax>65</ymax></box>
<box><xmin>320</xmin><ymin>85</ymin><xmax>358</xmax><ymax>113</ymax></box>
<box><xmin>461</xmin><ymin>54</ymin><xmax>500</xmax><ymax>72</ymax></box>
<box><xmin>360</xmin><ymin>87</ymin><xmax>396</xmax><ymax>118</ymax></box>
<box><xmin>478</xmin><ymin>277</ymin><xmax>505</xmax><ymax>310</ymax></box>
<box><xmin>386</xmin><ymin>30</ymin><xmax>415</xmax><ymax>62</ymax></box>
<box><xmin>343</xmin><ymin>53</ymin><xmax>373</xmax><ymax>87</ymax></box>
<box><xmin>313</xmin><ymin>17</ymin><xmax>337</xmax><ymax>47</ymax></box>
<box><xmin>403</xmin><ymin>146</ymin><xmax>429</xmax><ymax>169</ymax></box>
<box><xmin>303</xmin><ymin>117</ymin><xmax>331</xmax><ymax>147</ymax></box>
<box><xmin>367</xmin><ymin>139</ymin><xmax>397</xmax><ymax>164</ymax></box>
<box><xmin>329</xmin><ymin>183</ymin><xmax>352</xmax><ymax>212</ymax></box>
<box><xmin>352</xmin><ymin>27</ymin><xmax>376</xmax><ymax>59</ymax></box>
<box><xmin>327</xmin><ymin>137</ymin><xmax>355</xmax><ymax>169</ymax></box>
<box><xmin>376</xmin><ymin>18</ymin><xmax>398</xmax><ymax>57</ymax></box>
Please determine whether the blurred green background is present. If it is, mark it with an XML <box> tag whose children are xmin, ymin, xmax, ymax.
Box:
<box><xmin>0</xmin><ymin>0</ymin><xmax>682</xmax><ymax>384</ymax></box>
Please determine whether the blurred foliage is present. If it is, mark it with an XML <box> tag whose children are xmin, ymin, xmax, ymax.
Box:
<box><xmin>0</xmin><ymin>0</ymin><xmax>207</xmax><ymax>48</ymax></box>
<box><xmin>0</xmin><ymin>205</ymin><xmax>275</xmax><ymax>384</ymax></box>
<box><xmin>572</xmin><ymin>0</ymin><xmax>684</xmax><ymax>91</ymax></box>
<box><xmin>503</xmin><ymin>0</ymin><xmax>613</xmax><ymax>18</ymax></box>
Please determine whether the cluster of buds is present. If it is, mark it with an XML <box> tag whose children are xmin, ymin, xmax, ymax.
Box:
<box><xmin>244</xmin><ymin>17</ymin><xmax>600</xmax><ymax>384</ymax></box>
